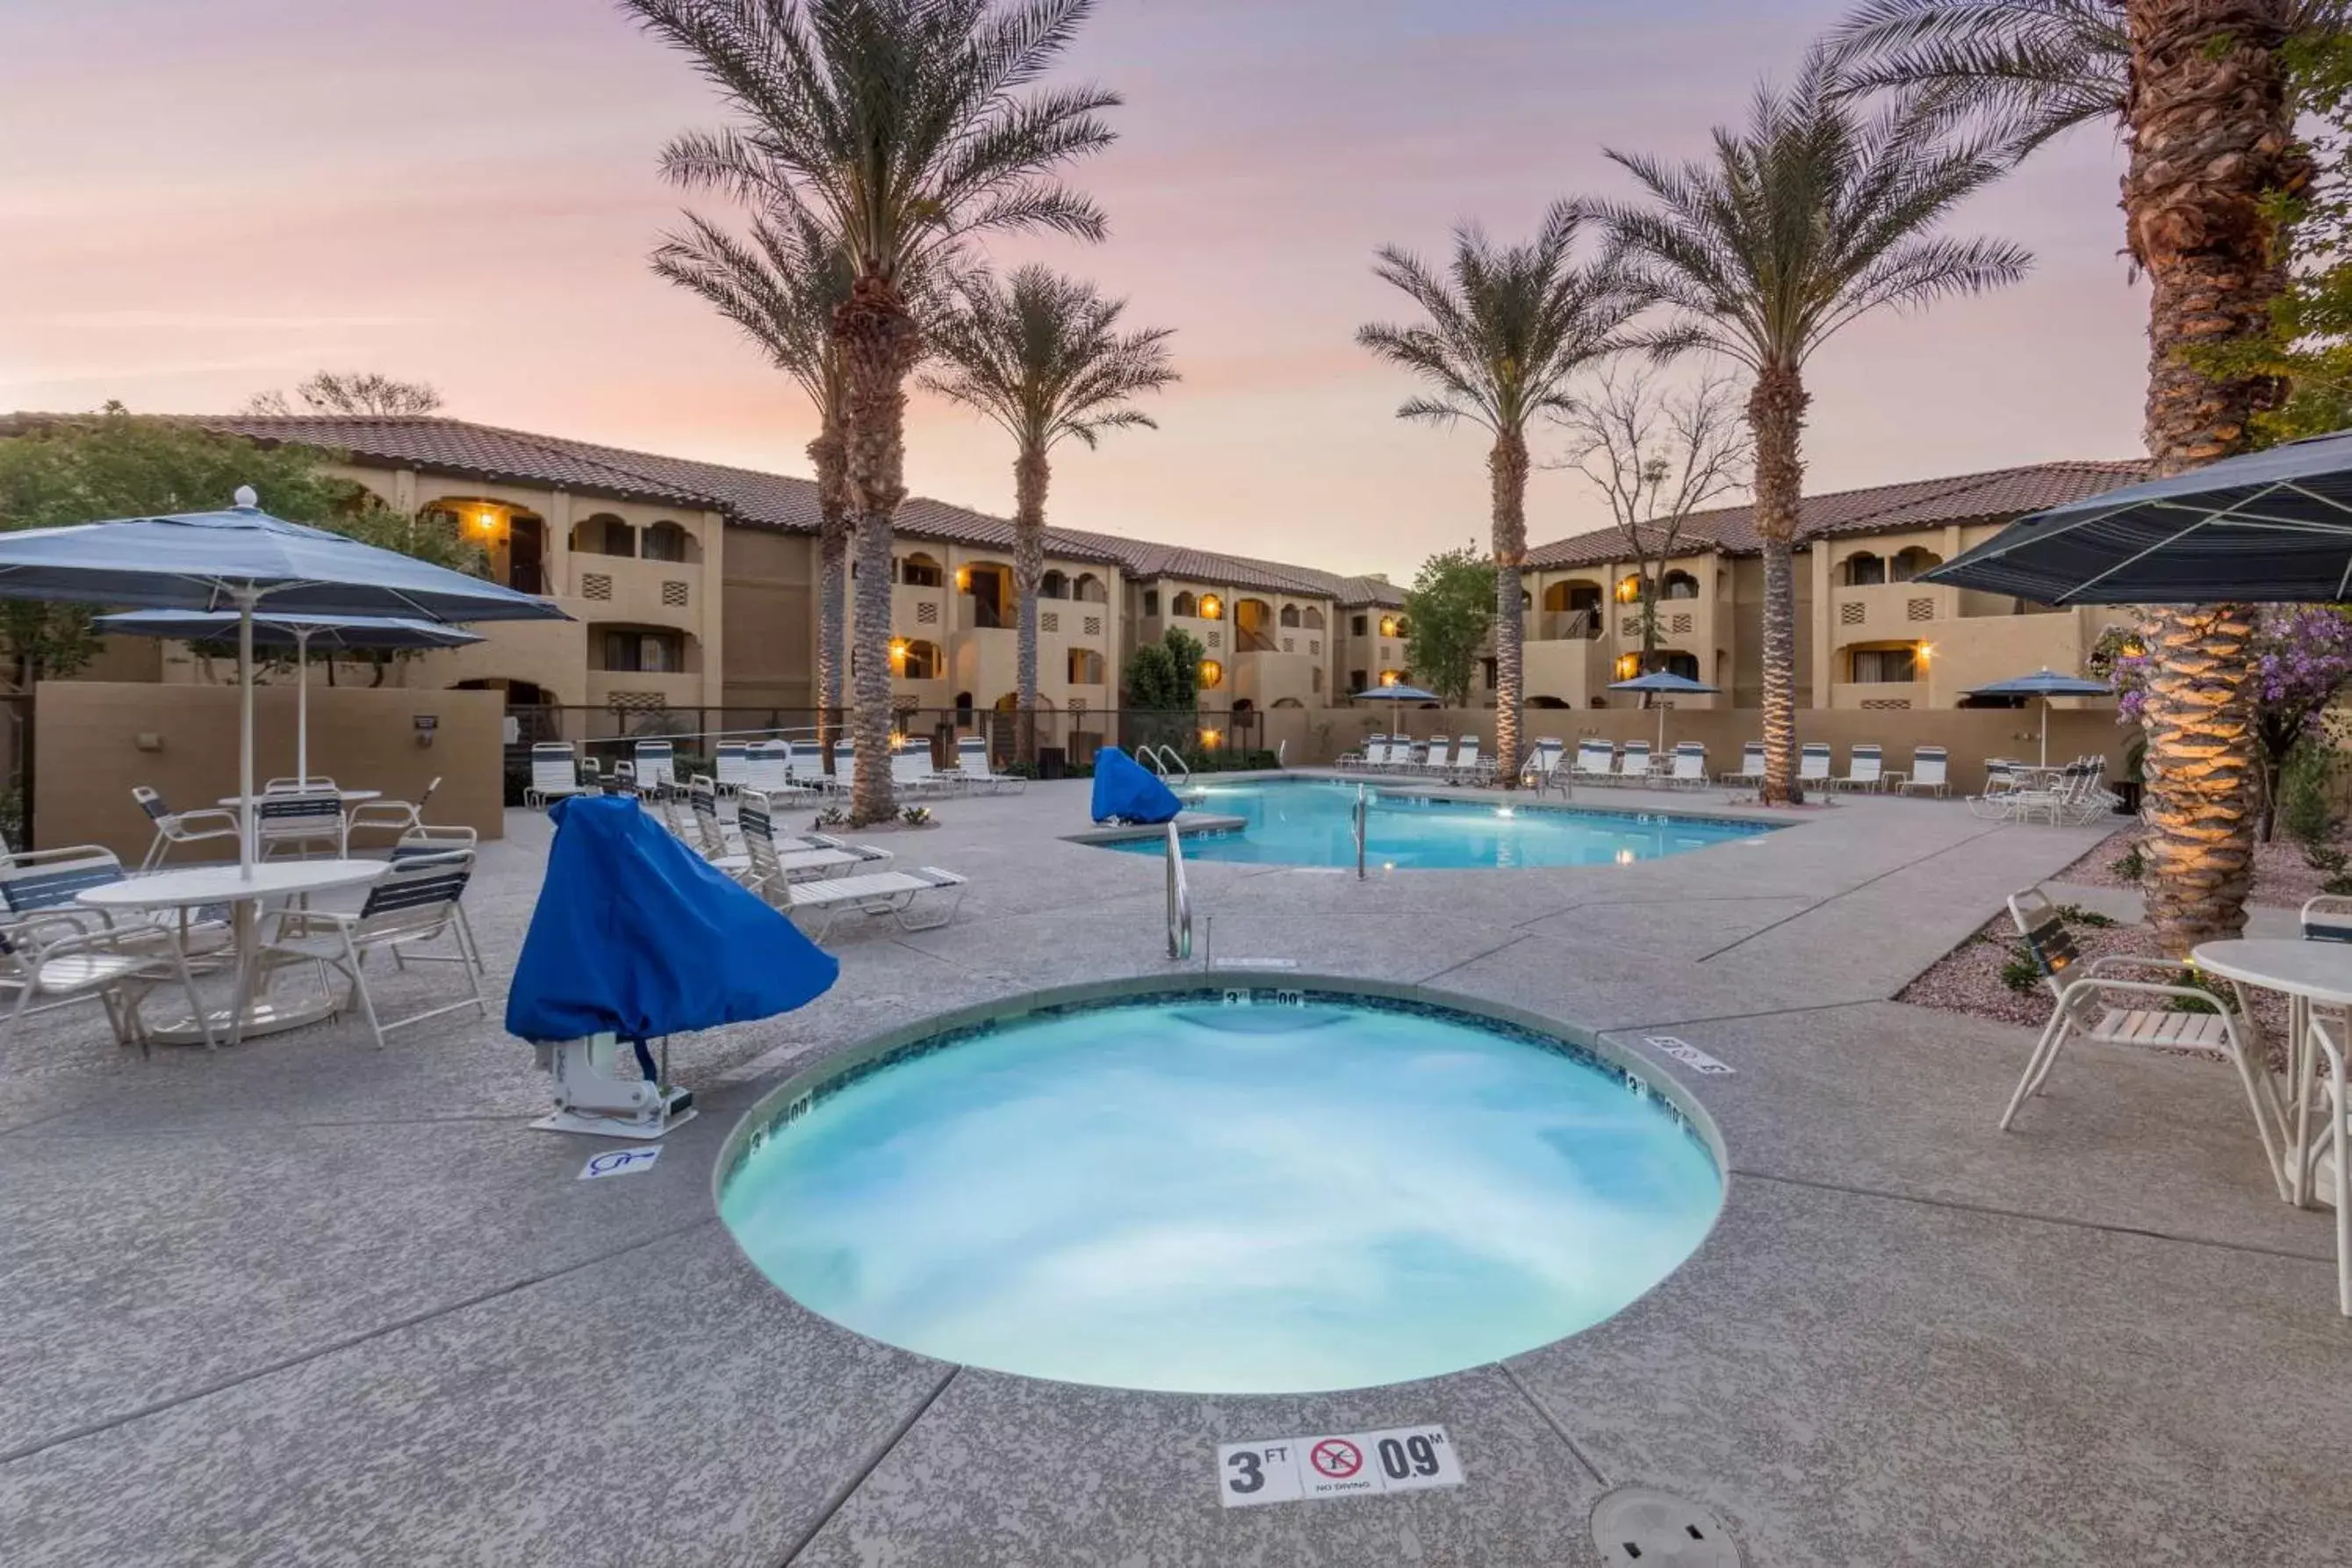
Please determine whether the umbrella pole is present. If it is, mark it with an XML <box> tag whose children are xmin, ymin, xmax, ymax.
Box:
<box><xmin>237</xmin><ymin>591</ymin><xmax>256</xmax><ymax>881</ymax></box>
<box><xmin>296</xmin><ymin>627</ymin><xmax>312</xmax><ymax>788</ymax></box>
<box><xmin>2040</xmin><ymin>698</ymin><xmax>2049</xmax><ymax>768</ymax></box>
<box><xmin>1657</xmin><ymin>702</ymin><xmax>1667</xmax><ymax>754</ymax></box>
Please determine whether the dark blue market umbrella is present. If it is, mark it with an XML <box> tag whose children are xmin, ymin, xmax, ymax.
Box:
<box><xmin>1923</xmin><ymin>430</ymin><xmax>2352</xmax><ymax>603</ymax></box>
<box><xmin>1963</xmin><ymin>668</ymin><xmax>2112</xmax><ymax>766</ymax></box>
<box><xmin>97</xmin><ymin>611</ymin><xmax>486</xmax><ymax>788</ymax></box>
<box><xmin>1608</xmin><ymin>670</ymin><xmax>1722</xmax><ymax>749</ymax></box>
<box><xmin>0</xmin><ymin>487</ymin><xmax>566</xmax><ymax>877</ymax></box>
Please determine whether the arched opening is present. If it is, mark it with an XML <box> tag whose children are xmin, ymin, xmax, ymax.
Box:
<box><xmin>1842</xmin><ymin>551</ymin><xmax>1887</xmax><ymax>587</ymax></box>
<box><xmin>1140</xmin><ymin>588</ymin><xmax>1161</xmax><ymax>617</ymax></box>
<box><xmin>1279</xmin><ymin>604</ymin><xmax>1301</xmax><ymax>628</ymax></box>
<box><xmin>1272</xmin><ymin>697</ymin><xmax>1305</xmax><ymax>709</ymax></box>
<box><xmin>573</xmin><ymin>513</ymin><xmax>636</xmax><ymax>559</ymax></box>
<box><xmin>953</xmin><ymin>691</ymin><xmax>975</xmax><ymax>725</ymax></box>
<box><xmin>1197</xmin><ymin>593</ymin><xmax>1224</xmax><ymax>620</ymax></box>
<box><xmin>1302</xmin><ymin>607</ymin><xmax>1326</xmax><ymax>630</ymax></box>
<box><xmin>1616</xmin><ymin>573</ymin><xmax>1645</xmax><ymax>604</ymax></box>
<box><xmin>1229</xmin><ymin>698</ymin><xmax>1255</xmax><ymax>716</ymax></box>
<box><xmin>962</xmin><ymin>561</ymin><xmax>1012</xmax><ymax>628</ymax></box>
<box><xmin>897</xmin><ymin>552</ymin><xmax>944</xmax><ymax>587</ymax></box>
<box><xmin>1656</xmin><ymin>651</ymin><xmax>1701</xmax><ymax>680</ymax></box>
<box><xmin>1890</xmin><ymin>546</ymin><xmax>1944</xmax><ymax>582</ymax></box>
<box><xmin>1198</xmin><ymin>658</ymin><xmax>1226</xmax><ymax>689</ymax></box>
<box><xmin>1072</xmin><ymin>572</ymin><xmax>1107</xmax><ymax>602</ymax></box>
<box><xmin>1543</xmin><ymin>579</ymin><xmax>1603</xmax><ymax>612</ymax></box>
<box><xmin>422</xmin><ymin>497</ymin><xmax>548</xmax><ymax>594</ymax></box>
<box><xmin>1039</xmin><ymin>569</ymin><xmax>1069</xmax><ymax>600</ymax></box>
<box><xmin>892</xmin><ymin>638</ymin><xmax>942</xmax><ymax>680</ymax></box>
<box><xmin>1661</xmin><ymin>570</ymin><xmax>1700</xmax><ymax>601</ymax></box>
<box><xmin>1169</xmin><ymin>590</ymin><xmax>1198</xmax><ymax>618</ymax></box>
<box><xmin>1235</xmin><ymin>597</ymin><xmax>1277</xmax><ymax>652</ymax></box>
<box><xmin>640</xmin><ymin>520</ymin><xmax>694</xmax><ymax>564</ymax></box>
<box><xmin>1528</xmin><ymin>694</ymin><xmax>1572</xmax><ymax>708</ymax></box>
<box><xmin>1377</xmin><ymin>615</ymin><xmax>1405</xmax><ymax>638</ymax></box>
<box><xmin>1066</xmin><ymin>648</ymin><xmax>1106</xmax><ymax>685</ymax></box>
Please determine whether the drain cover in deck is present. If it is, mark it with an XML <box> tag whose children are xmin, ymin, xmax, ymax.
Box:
<box><xmin>1590</xmin><ymin>1486</ymin><xmax>1741</xmax><ymax>1567</ymax></box>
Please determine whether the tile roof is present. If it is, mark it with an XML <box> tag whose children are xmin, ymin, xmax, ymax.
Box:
<box><xmin>1524</xmin><ymin>459</ymin><xmax>2150</xmax><ymax>571</ymax></box>
<box><xmin>169</xmin><ymin>413</ymin><xmax>1383</xmax><ymax>589</ymax></box>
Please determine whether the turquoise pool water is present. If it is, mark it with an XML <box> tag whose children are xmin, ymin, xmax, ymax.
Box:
<box><xmin>719</xmin><ymin>993</ymin><xmax>1724</xmax><ymax>1393</ymax></box>
<box><xmin>1099</xmin><ymin>779</ymin><xmax>1772</xmax><ymax>869</ymax></box>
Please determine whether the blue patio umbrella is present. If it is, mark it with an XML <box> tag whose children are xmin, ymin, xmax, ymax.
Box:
<box><xmin>1963</xmin><ymin>667</ymin><xmax>2112</xmax><ymax>766</ymax></box>
<box><xmin>1350</xmin><ymin>683</ymin><xmax>1445</xmax><ymax>748</ymax></box>
<box><xmin>0</xmin><ymin>487</ymin><xmax>566</xmax><ymax>878</ymax></box>
<box><xmin>1608</xmin><ymin>670</ymin><xmax>1722</xmax><ymax>750</ymax></box>
<box><xmin>97</xmin><ymin>611</ymin><xmax>486</xmax><ymax>788</ymax></box>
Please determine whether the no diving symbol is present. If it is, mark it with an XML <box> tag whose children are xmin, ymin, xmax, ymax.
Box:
<box><xmin>1310</xmin><ymin>1439</ymin><xmax>1363</xmax><ymax>1479</ymax></box>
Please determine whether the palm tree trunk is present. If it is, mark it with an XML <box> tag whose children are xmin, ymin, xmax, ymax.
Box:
<box><xmin>1747</xmin><ymin>367</ymin><xmax>1809</xmax><ymax>805</ymax></box>
<box><xmin>2125</xmin><ymin>0</ymin><xmax>2300</xmax><ymax>951</ymax></box>
<box><xmin>1013</xmin><ymin>445</ymin><xmax>1050</xmax><ymax>767</ymax></box>
<box><xmin>809</xmin><ymin>425</ymin><xmax>849</xmax><ymax>752</ymax></box>
<box><xmin>836</xmin><ymin>275</ymin><xmax>923</xmax><ymax>826</ymax></box>
<box><xmin>1490</xmin><ymin>430</ymin><xmax>1528</xmax><ymax>789</ymax></box>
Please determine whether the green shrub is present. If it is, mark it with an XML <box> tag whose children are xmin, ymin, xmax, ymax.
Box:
<box><xmin>2055</xmin><ymin>903</ymin><xmax>2118</xmax><ymax>929</ymax></box>
<box><xmin>1998</xmin><ymin>944</ymin><xmax>2045</xmax><ymax>995</ymax></box>
<box><xmin>2109</xmin><ymin>841</ymin><xmax>2147</xmax><ymax>882</ymax></box>
<box><xmin>2279</xmin><ymin>736</ymin><xmax>2343</xmax><ymax>863</ymax></box>
<box><xmin>503</xmin><ymin>760</ymin><xmax>532</xmax><ymax>808</ymax></box>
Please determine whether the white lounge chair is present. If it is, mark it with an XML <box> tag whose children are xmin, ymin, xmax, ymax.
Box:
<box><xmin>1572</xmin><ymin>739</ymin><xmax>1616</xmax><ymax>785</ymax></box>
<box><xmin>1520</xmin><ymin>738</ymin><xmax>1565</xmax><ymax>793</ymax></box>
<box><xmin>744</xmin><ymin>742</ymin><xmax>802</xmax><ymax>801</ymax></box>
<box><xmin>523</xmin><ymin>743</ymin><xmax>587</xmax><ymax>808</ymax></box>
<box><xmin>1796</xmin><ymin>744</ymin><xmax>1833</xmax><ymax>791</ymax></box>
<box><xmin>131</xmin><ymin>786</ymin><xmax>242</xmax><ymax>872</ymax></box>
<box><xmin>714</xmin><ymin>743</ymin><xmax>750</xmax><ymax>796</ymax></box>
<box><xmin>1998</xmin><ymin>888</ymin><xmax>2288</xmax><ymax>1196</ymax></box>
<box><xmin>784</xmin><ymin>866</ymin><xmax>969</xmax><ymax>939</ymax></box>
<box><xmin>1903</xmin><ymin>746</ymin><xmax>1950</xmax><ymax>797</ymax></box>
<box><xmin>1417</xmin><ymin>737</ymin><xmax>1453</xmax><ymax>779</ymax></box>
<box><xmin>1338</xmin><ymin>735</ymin><xmax>1383</xmax><ymax>772</ymax></box>
<box><xmin>634</xmin><ymin>739</ymin><xmax>678</xmax><ymax>795</ymax></box>
<box><xmin>1830</xmin><ymin>744</ymin><xmax>1884</xmax><ymax>793</ymax></box>
<box><xmin>891</xmin><ymin>744</ymin><xmax>949</xmax><ymax>799</ymax></box>
<box><xmin>1665</xmin><ymin>742</ymin><xmax>1708</xmax><ymax>789</ymax></box>
<box><xmin>687</xmin><ymin>778</ymin><xmax>751</xmax><ymax>875</ymax></box>
<box><xmin>1612</xmin><ymin>741</ymin><xmax>1651</xmax><ymax>785</ymax></box>
<box><xmin>831</xmin><ymin>738</ymin><xmax>858</xmax><ymax>787</ymax></box>
<box><xmin>953</xmin><ymin>736</ymin><xmax>1027</xmax><ymax>794</ymax></box>
<box><xmin>1722</xmin><ymin>741</ymin><xmax>1766</xmax><ymax>788</ymax></box>
<box><xmin>1451</xmin><ymin>736</ymin><xmax>1490</xmax><ymax>783</ymax></box>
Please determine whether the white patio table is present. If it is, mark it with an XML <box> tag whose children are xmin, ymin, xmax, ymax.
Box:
<box><xmin>218</xmin><ymin>788</ymin><xmax>382</xmax><ymax>807</ymax></box>
<box><xmin>80</xmin><ymin>860</ymin><xmax>389</xmax><ymax>1047</ymax></box>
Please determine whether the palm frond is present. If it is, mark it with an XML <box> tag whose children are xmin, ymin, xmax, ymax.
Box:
<box><xmin>651</xmin><ymin>204</ymin><xmax>857</xmax><ymax>414</ymax></box>
<box><xmin>920</xmin><ymin>263</ymin><xmax>1177</xmax><ymax>452</ymax></box>
<box><xmin>1822</xmin><ymin>0</ymin><xmax>2128</xmax><ymax>154</ymax></box>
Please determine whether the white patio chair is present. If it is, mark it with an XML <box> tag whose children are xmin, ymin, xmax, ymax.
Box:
<box><xmin>1721</xmin><ymin>741</ymin><xmax>1766</xmax><ymax>788</ymax></box>
<box><xmin>783</xmin><ymin>866</ymin><xmax>969</xmax><ymax>940</ymax></box>
<box><xmin>523</xmin><ymin>744</ymin><xmax>586</xmax><ymax>807</ymax></box>
<box><xmin>1572</xmin><ymin>739</ymin><xmax>1616</xmax><ymax>785</ymax></box>
<box><xmin>264</xmin><ymin>848</ymin><xmax>487</xmax><ymax>1050</ymax></box>
<box><xmin>1451</xmin><ymin>735</ymin><xmax>1490</xmax><ymax>783</ymax></box>
<box><xmin>714</xmin><ymin>743</ymin><xmax>750</xmax><ymax>796</ymax></box>
<box><xmin>131</xmin><ymin>786</ymin><xmax>241</xmax><ymax>872</ymax></box>
<box><xmin>954</xmin><ymin>736</ymin><xmax>1026</xmax><ymax>794</ymax></box>
<box><xmin>1998</xmin><ymin>888</ymin><xmax>2288</xmax><ymax>1193</ymax></box>
<box><xmin>0</xmin><ymin>846</ymin><xmax>216</xmax><ymax>1053</ymax></box>
<box><xmin>1665</xmin><ymin>742</ymin><xmax>1708</xmax><ymax>788</ymax></box>
<box><xmin>255</xmin><ymin>790</ymin><xmax>348</xmax><ymax>860</ymax></box>
<box><xmin>1903</xmin><ymin>746</ymin><xmax>1950</xmax><ymax>797</ymax></box>
<box><xmin>1417</xmin><ymin>737</ymin><xmax>1453</xmax><ymax>778</ymax></box>
<box><xmin>634</xmin><ymin>739</ymin><xmax>679</xmax><ymax>795</ymax></box>
<box><xmin>1796</xmin><ymin>744</ymin><xmax>1833</xmax><ymax>791</ymax></box>
<box><xmin>1829</xmin><ymin>744</ymin><xmax>1884</xmax><ymax>792</ymax></box>
<box><xmin>264</xmin><ymin>776</ymin><xmax>334</xmax><ymax>794</ymax></box>
<box><xmin>2304</xmin><ymin>895</ymin><xmax>2352</xmax><ymax>944</ymax></box>
<box><xmin>346</xmin><ymin>777</ymin><xmax>440</xmax><ymax>848</ymax></box>
<box><xmin>891</xmin><ymin>744</ymin><xmax>949</xmax><ymax>799</ymax></box>
<box><xmin>1612</xmin><ymin>741</ymin><xmax>1651</xmax><ymax>785</ymax></box>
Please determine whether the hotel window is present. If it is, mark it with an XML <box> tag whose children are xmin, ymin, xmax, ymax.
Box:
<box><xmin>1849</xmin><ymin>646</ymin><xmax>1918</xmax><ymax>684</ymax></box>
<box><xmin>898</xmin><ymin>553</ymin><xmax>945</xmax><ymax>587</ymax></box>
<box><xmin>1142</xmin><ymin>589</ymin><xmax>1160</xmax><ymax>617</ymax></box>
<box><xmin>1350</xmin><ymin>614</ymin><xmax>1368</xmax><ymax>637</ymax></box>
<box><xmin>1349</xmin><ymin>670</ymin><xmax>1367</xmax><ymax>694</ymax></box>
<box><xmin>1481</xmin><ymin>657</ymin><xmax>1497</xmax><ymax>689</ymax></box>
<box><xmin>641</xmin><ymin>521</ymin><xmax>690</xmax><ymax>563</ymax></box>
<box><xmin>601</xmin><ymin>629</ymin><xmax>683</xmax><ymax>673</ymax></box>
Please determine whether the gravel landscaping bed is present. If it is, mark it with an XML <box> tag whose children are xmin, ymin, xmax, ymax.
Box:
<box><xmin>2056</xmin><ymin>825</ymin><xmax>2341</xmax><ymax>907</ymax></box>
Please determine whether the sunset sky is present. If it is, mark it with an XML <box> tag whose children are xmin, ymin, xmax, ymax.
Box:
<box><xmin>2</xmin><ymin>0</ymin><xmax>2147</xmax><ymax>576</ymax></box>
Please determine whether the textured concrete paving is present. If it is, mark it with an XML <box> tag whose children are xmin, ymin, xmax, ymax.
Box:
<box><xmin>2</xmin><ymin>776</ymin><xmax>2345</xmax><ymax>1566</ymax></box>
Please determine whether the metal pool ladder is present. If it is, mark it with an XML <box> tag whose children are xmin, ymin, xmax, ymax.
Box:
<box><xmin>1142</xmin><ymin>744</ymin><xmax>1191</xmax><ymax>785</ymax></box>
<box><xmin>1164</xmin><ymin>821</ymin><xmax>1193</xmax><ymax>960</ymax></box>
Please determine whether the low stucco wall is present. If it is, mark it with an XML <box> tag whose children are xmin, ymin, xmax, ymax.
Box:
<box><xmin>1260</xmin><ymin>704</ymin><xmax>2130</xmax><ymax>796</ymax></box>
<box><xmin>33</xmin><ymin>682</ymin><xmax>505</xmax><ymax>857</ymax></box>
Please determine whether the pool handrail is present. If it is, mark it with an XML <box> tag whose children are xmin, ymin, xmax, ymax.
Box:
<box><xmin>1165</xmin><ymin>821</ymin><xmax>1193</xmax><ymax>960</ymax></box>
<box><xmin>1353</xmin><ymin>784</ymin><xmax>1369</xmax><ymax>881</ymax></box>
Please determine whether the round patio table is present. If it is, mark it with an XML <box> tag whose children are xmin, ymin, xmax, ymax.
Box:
<box><xmin>218</xmin><ymin>789</ymin><xmax>381</xmax><ymax>807</ymax></box>
<box><xmin>2192</xmin><ymin>939</ymin><xmax>2352</xmax><ymax>1209</ymax></box>
<box><xmin>80</xmin><ymin>860</ymin><xmax>389</xmax><ymax>1047</ymax></box>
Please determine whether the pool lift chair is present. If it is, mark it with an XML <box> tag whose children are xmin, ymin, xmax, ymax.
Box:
<box><xmin>507</xmin><ymin>795</ymin><xmax>839</xmax><ymax>1140</ymax></box>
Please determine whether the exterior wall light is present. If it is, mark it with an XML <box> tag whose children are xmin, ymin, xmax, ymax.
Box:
<box><xmin>475</xmin><ymin>509</ymin><xmax>500</xmax><ymax>536</ymax></box>
<box><xmin>1198</xmin><ymin>593</ymin><xmax>1223</xmax><ymax>620</ymax></box>
<box><xmin>1199</xmin><ymin>728</ymin><xmax>1223</xmax><ymax>749</ymax></box>
<box><xmin>954</xmin><ymin>565</ymin><xmax>972</xmax><ymax>591</ymax></box>
<box><xmin>889</xmin><ymin>637</ymin><xmax>910</xmax><ymax>666</ymax></box>
<box><xmin>1379</xmin><ymin>615</ymin><xmax>1400</xmax><ymax>637</ymax></box>
<box><xmin>1916</xmin><ymin>642</ymin><xmax>1934</xmax><ymax>666</ymax></box>
<box><xmin>1378</xmin><ymin>670</ymin><xmax>1401</xmax><ymax>687</ymax></box>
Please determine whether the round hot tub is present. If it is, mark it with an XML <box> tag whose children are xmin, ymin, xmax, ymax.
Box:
<box><xmin>716</xmin><ymin>982</ymin><xmax>1724</xmax><ymax>1393</ymax></box>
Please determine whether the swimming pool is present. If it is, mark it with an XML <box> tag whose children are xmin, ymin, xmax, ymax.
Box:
<box><xmin>1097</xmin><ymin>779</ymin><xmax>1772</xmax><ymax>869</ymax></box>
<box><xmin>717</xmin><ymin>983</ymin><xmax>1725</xmax><ymax>1393</ymax></box>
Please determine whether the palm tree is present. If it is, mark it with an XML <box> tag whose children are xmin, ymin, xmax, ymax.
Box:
<box><xmin>651</xmin><ymin>206</ymin><xmax>855</xmax><ymax>746</ymax></box>
<box><xmin>1357</xmin><ymin>204</ymin><xmax>1641</xmax><ymax>787</ymax></box>
<box><xmin>625</xmin><ymin>0</ymin><xmax>1119</xmax><ymax>824</ymax></box>
<box><xmin>1827</xmin><ymin>4</ymin><xmax>2321</xmax><ymax>946</ymax></box>
<box><xmin>922</xmin><ymin>265</ymin><xmax>1177</xmax><ymax>766</ymax></box>
<box><xmin>1597</xmin><ymin>56</ymin><xmax>2029</xmax><ymax>803</ymax></box>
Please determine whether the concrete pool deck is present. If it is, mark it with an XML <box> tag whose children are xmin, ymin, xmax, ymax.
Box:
<box><xmin>2</xmin><ymin>776</ymin><xmax>2345</xmax><ymax>1565</ymax></box>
